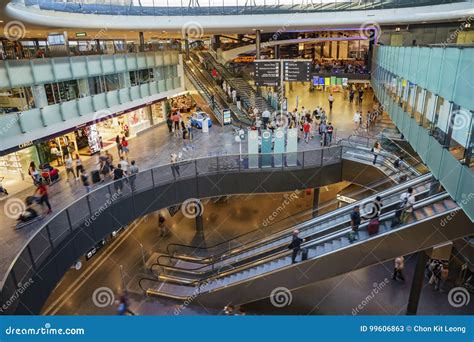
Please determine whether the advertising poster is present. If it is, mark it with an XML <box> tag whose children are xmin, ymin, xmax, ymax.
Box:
<box><xmin>248</xmin><ymin>129</ymin><xmax>259</xmax><ymax>168</ymax></box>
<box><xmin>273</xmin><ymin>129</ymin><xmax>285</xmax><ymax>167</ymax></box>
<box><xmin>261</xmin><ymin>130</ymin><xmax>272</xmax><ymax>168</ymax></box>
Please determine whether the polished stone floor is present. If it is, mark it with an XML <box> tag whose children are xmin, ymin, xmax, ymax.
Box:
<box><xmin>0</xmin><ymin>88</ymin><xmax>394</xmax><ymax>289</ymax></box>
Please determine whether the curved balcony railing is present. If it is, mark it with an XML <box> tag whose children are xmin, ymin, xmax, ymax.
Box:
<box><xmin>0</xmin><ymin>146</ymin><xmax>343</xmax><ymax>314</ymax></box>
<box><xmin>11</xmin><ymin>0</ymin><xmax>465</xmax><ymax>16</ymax></box>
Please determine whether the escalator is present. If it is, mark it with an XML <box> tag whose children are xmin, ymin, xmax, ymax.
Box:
<box><xmin>187</xmin><ymin>54</ymin><xmax>253</xmax><ymax>125</ymax></box>
<box><xmin>138</xmin><ymin>163</ymin><xmax>471</xmax><ymax>307</ymax></box>
<box><xmin>197</xmin><ymin>50</ymin><xmax>275</xmax><ymax>114</ymax></box>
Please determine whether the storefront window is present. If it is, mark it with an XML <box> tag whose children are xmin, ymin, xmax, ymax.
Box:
<box><xmin>405</xmin><ymin>83</ymin><xmax>416</xmax><ymax>115</ymax></box>
<box><xmin>151</xmin><ymin>102</ymin><xmax>165</xmax><ymax>125</ymax></box>
<box><xmin>44</xmin><ymin>80</ymin><xmax>79</xmax><ymax>105</ymax></box>
<box><xmin>432</xmin><ymin>96</ymin><xmax>452</xmax><ymax>146</ymax></box>
<box><xmin>413</xmin><ymin>86</ymin><xmax>425</xmax><ymax>125</ymax></box>
<box><xmin>422</xmin><ymin>91</ymin><xmax>436</xmax><ymax>131</ymax></box>
<box><xmin>0</xmin><ymin>146</ymin><xmax>39</xmax><ymax>181</ymax></box>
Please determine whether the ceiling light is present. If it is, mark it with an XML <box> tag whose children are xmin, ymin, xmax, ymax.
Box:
<box><xmin>395</xmin><ymin>27</ymin><xmax>401</xmax><ymax>32</ymax></box>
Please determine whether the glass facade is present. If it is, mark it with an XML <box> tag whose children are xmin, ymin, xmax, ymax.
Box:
<box><xmin>372</xmin><ymin>45</ymin><xmax>474</xmax><ymax>221</ymax></box>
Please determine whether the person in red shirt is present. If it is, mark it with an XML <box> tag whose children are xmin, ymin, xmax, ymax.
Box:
<box><xmin>34</xmin><ymin>181</ymin><xmax>52</xmax><ymax>214</ymax></box>
<box><xmin>121</xmin><ymin>136</ymin><xmax>129</xmax><ymax>156</ymax></box>
<box><xmin>303</xmin><ymin>121</ymin><xmax>311</xmax><ymax>143</ymax></box>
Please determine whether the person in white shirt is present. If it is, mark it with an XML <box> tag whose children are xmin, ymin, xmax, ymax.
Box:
<box><xmin>399</xmin><ymin>187</ymin><xmax>416</xmax><ymax>223</ymax></box>
<box><xmin>261</xmin><ymin>109</ymin><xmax>271</xmax><ymax>129</ymax></box>
<box><xmin>353</xmin><ymin>111</ymin><xmax>361</xmax><ymax>129</ymax></box>
<box><xmin>64</xmin><ymin>155</ymin><xmax>76</xmax><ymax>181</ymax></box>
<box><xmin>393</xmin><ymin>256</ymin><xmax>405</xmax><ymax>281</ymax></box>
<box><xmin>231</xmin><ymin>89</ymin><xmax>237</xmax><ymax>103</ymax></box>
<box><xmin>328</xmin><ymin>94</ymin><xmax>334</xmax><ymax>111</ymax></box>
<box><xmin>119</xmin><ymin>156</ymin><xmax>129</xmax><ymax>174</ymax></box>
<box><xmin>253</xmin><ymin>107</ymin><xmax>259</xmax><ymax>117</ymax></box>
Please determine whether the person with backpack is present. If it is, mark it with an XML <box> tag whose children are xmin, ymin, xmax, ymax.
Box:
<box><xmin>288</xmin><ymin>230</ymin><xmax>305</xmax><ymax>264</ymax></box>
<box><xmin>326</xmin><ymin>122</ymin><xmax>334</xmax><ymax>145</ymax></box>
<box><xmin>400</xmin><ymin>187</ymin><xmax>416</xmax><ymax>223</ymax></box>
<box><xmin>350</xmin><ymin>205</ymin><xmax>361</xmax><ymax>240</ymax></box>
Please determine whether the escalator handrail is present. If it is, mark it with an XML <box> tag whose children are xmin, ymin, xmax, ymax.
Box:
<box><xmin>148</xmin><ymin>192</ymin><xmax>454</xmax><ymax>290</ymax></box>
<box><xmin>152</xmin><ymin>182</ymin><xmax>434</xmax><ymax>274</ymax></box>
<box><xmin>165</xmin><ymin>153</ymin><xmax>429</xmax><ymax>257</ymax></box>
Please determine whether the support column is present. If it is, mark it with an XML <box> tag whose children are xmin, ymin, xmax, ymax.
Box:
<box><xmin>312</xmin><ymin>188</ymin><xmax>320</xmax><ymax>218</ymax></box>
<box><xmin>31</xmin><ymin>85</ymin><xmax>48</xmax><ymax>108</ymax></box>
<box><xmin>139</xmin><ymin>32</ymin><xmax>145</xmax><ymax>52</ymax></box>
<box><xmin>255</xmin><ymin>29</ymin><xmax>261</xmax><ymax>60</ymax></box>
<box><xmin>212</xmin><ymin>35</ymin><xmax>221</xmax><ymax>51</ymax></box>
<box><xmin>185</xmin><ymin>33</ymin><xmax>190</xmax><ymax>60</ymax></box>
<box><xmin>274</xmin><ymin>44</ymin><xmax>280</xmax><ymax>59</ymax></box>
<box><xmin>406</xmin><ymin>249</ymin><xmax>432</xmax><ymax>315</ymax></box>
<box><xmin>195</xmin><ymin>200</ymin><xmax>204</xmax><ymax>234</ymax></box>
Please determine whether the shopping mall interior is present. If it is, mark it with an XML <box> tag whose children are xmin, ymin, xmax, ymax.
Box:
<box><xmin>0</xmin><ymin>0</ymin><xmax>473</xmax><ymax>317</ymax></box>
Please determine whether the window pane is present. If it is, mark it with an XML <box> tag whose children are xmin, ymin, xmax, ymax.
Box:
<box><xmin>422</xmin><ymin>91</ymin><xmax>436</xmax><ymax>130</ymax></box>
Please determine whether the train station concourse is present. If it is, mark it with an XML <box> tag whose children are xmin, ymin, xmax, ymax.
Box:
<box><xmin>0</xmin><ymin>0</ymin><xmax>473</xmax><ymax>341</ymax></box>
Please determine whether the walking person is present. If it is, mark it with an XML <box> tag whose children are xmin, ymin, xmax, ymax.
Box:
<box><xmin>127</xmin><ymin>160</ymin><xmax>139</xmax><ymax>192</ymax></box>
<box><xmin>34</xmin><ymin>180</ymin><xmax>52</xmax><ymax>214</ymax></box>
<box><xmin>158</xmin><ymin>213</ymin><xmax>169</xmax><ymax>237</ymax></box>
<box><xmin>75</xmin><ymin>154</ymin><xmax>84</xmax><ymax>181</ymax></box>
<box><xmin>353</xmin><ymin>111</ymin><xmax>361</xmax><ymax>130</ymax></box>
<box><xmin>328</xmin><ymin>93</ymin><xmax>334</xmax><ymax>112</ymax></box>
<box><xmin>350</xmin><ymin>205</ymin><xmax>361</xmax><ymax>240</ymax></box>
<box><xmin>435</xmin><ymin>263</ymin><xmax>449</xmax><ymax>291</ymax></box>
<box><xmin>115</xmin><ymin>135</ymin><xmax>122</xmax><ymax>157</ymax></box>
<box><xmin>113</xmin><ymin>163</ymin><xmax>125</xmax><ymax>195</ymax></box>
<box><xmin>172</xmin><ymin>112</ymin><xmax>180</xmax><ymax>133</ymax></box>
<box><xmin>303</xmin><ymin>120</ymin><xmax>311</xmax><ymax>143</ymax></box>
<box><xmin>181</xmin><ymin>120</ymin><xmax>187</xmax><ymax>140</ymax></box>
<box><xmin>64</xmin><ymin>154</ymin><xmax>77</xmax><ymax>181</ymax></box>
<box><xmin>392</xmin><ymin>256</ymin><xmax>405</xmax><ymax>281</ymax></box>
<box><xmin>288</xmin><ymin>230</ymin><xmax>305</xmax><ymax>264</ymax></box>
<box><xmin>372</xmin><ymin>141</ymin><xmax>381</xmax><ymax>165</ymax></box>
<box><xmin>80</xmin><ymin>169</ymin><xmax>91</xmax><ymax>193</ymax></box>
<box><xmin>117</xmin><ymin>290</ymin><xmax>135</xmax><ymax>316</ymax></box>
<box><xmin>119</xmin><ymin>156</ymin><xmax>128</xmax><ymax>174</ymax></box>
<box><xmin>170</xmin><ymin>152</ymin><xmax>181</xmax><ymax>179</ymax></box>
<box><xmin>261</xmin><ymin>109</ymin><xmax>271</xmax><ymax>129</ymax></box>
<box><xmin>166</xmin><ymin>115</ymin><xmax>173</xmax><ymax>133</ymax></box>
<box><xmin>326</xmin><ymin>122</ymin><xmax>334</xmax><ymax>145</ymax></box>
<box><xmin>28</xmin><ymin>161</ymin><xmax>41</xmax><ymax>185</ymax></box>
<box><xmin>349</xmin><ymin>88</ymin><xmax>355</xmax><ymax>104</ymax></box>
<box><xmin>358</xmin><ymin>88</ymin><xmax>364</xmax><ymax>106</ymax></box>
<box><xmin>187</xmin><ymin>120</ymin><xmax>193</xmax><ymax>143</ymax></box>
<box><xmin>121</xmin><ymin>137</ymin><xmax>129</xmax><ymax>157</ymax></box>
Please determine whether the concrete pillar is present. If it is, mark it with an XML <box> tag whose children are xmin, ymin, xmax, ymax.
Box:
<box><xmin>312</xmin><ymin>188</ymin><xmax>320</xmax><ymax>218</ymax></box>
<box><xmin>195</xmin><ymin>200</ymin><xmax>204</xmax><ymax>233</ymax></box>
<box><xmin>139</xmin><ymin>32</ymin><xmax>145</xmax><ymax>52</ymax></box>
<box><xmin>212</xmin><ymin>35</ymin><xmax>221</xmax><ymax>51</ymax></box>
<box><xmin>406</xmin><ymin>249</ymin><xmax>432</xmax><ymax>315</ymax></box>
<box><xmin>255</xmin><ymin>29</ymin><xmax>261</xmax><ymax>60</ymax></box>
<box><xmin>185</xmin><ymin>33</ymin><xmax>190</xmax><ymax>60</ymax></box>
<box><xmin>274</xmin><ymin>44</ymin><xmax>280</xmax><ymax>59</ymax></box>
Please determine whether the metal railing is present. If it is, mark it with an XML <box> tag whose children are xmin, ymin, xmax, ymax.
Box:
<box><xmin>12</xmin><ymin>0</ymin><xmax>465</xmax><ymax>16</ymax></box>
<box><xmin>0</xmin><ymin>146</ymin><xmax>342</xmax><ymax>313</ymax></box>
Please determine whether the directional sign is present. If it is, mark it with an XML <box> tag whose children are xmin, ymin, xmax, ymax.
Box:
<box><xmin>283</xmin><ymin>61</ymin><xmax>311</xmax><ymax>82</ymax></box>
<box><xmin>254</xmin><ymin>61</ymin><xmax>280</xmax><ymax>86</ymax></box>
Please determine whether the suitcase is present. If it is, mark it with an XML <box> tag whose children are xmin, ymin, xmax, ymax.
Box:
<box><xmin>91</xmin><ymin>170</ymin><xmax>101</xmax><ymax>184</ymax></box>
<box><xmin>301</xmin><ymin>248</ymin><xmax>308</xmax><ymax>261</ymax></box>
<box><xmin>368</xmin><ymin>218</ymin><xmax>380</xmax><ymax>235</ymax></box>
